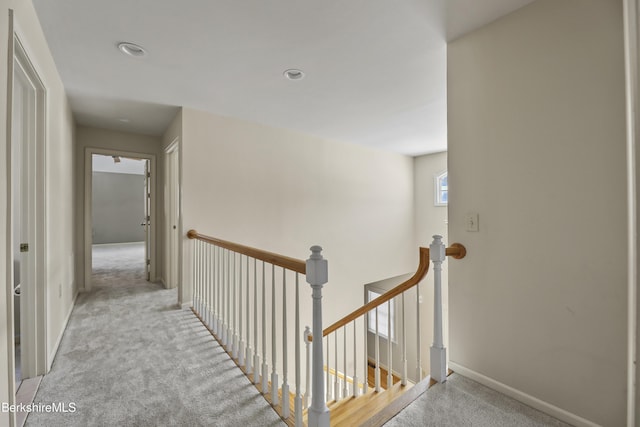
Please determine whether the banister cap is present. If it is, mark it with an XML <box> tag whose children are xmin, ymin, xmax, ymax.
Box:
<box><xmin>306</xmin><ymin>246</ymin><xmax>328</xmax><ymax>286</ymax></box>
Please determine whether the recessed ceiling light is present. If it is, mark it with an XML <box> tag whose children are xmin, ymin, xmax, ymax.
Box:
<box><xmin>283</xmin><ymin>69</ymin><xmax>305</xmax><ymax>81</ymax></box>
<box><xmin>117</xmin><ymin>42</ymin><xmax>147</xmax><ymax>57</ymax></box>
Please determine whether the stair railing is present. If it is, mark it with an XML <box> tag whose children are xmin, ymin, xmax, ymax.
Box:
<box><xmin>187</xmin><ymin>229</ymin><xmax>323</xmax><ymax>427</ymax></box>
<box><xmin>309</xmin><ymin>235</ymin><xmax>466</xmax><ymax>407</ymax></box>
<box><xmin>188</xmin><ymin>230</ymin><xmax>465</xmax><ymax>427</ymax></box>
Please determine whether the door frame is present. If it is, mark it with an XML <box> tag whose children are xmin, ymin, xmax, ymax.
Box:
<box><xmin>164</xmin><ymin>138</ymin><xmax>181</xmax><ymax>292</ymax></box>
<box><xmin>625</xmin><ymin>0</ymin><xmax>640</xmax><ymax>424</ymax></box>
<box><xmin>83</xmin><ymin>148</ymin><xmax>156</xmax><ymax>291</ymax></box>
<box><xmin>8</xmin><ymin>29</ymin><xmax>48</xmax><ymax>385</ymax></box>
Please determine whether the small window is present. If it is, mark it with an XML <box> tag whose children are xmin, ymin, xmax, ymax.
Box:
<box><xmin>435</xmin><ymin>171</ymin><xmax>448</xmax><ymax>206</ymax></box>
<box><xmin>367</xmin><ymin>290</ymin><xmax>394</xmax><ymax>341</ymax></box>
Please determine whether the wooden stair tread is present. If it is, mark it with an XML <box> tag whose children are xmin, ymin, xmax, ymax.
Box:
<box><xmin>330</xmin><ymin>382</ymin><xmax>413</xmax><ymax>426</ymax></box>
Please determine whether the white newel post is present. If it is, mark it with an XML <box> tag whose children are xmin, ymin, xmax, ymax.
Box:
<box><xmin>430</xmin><ymin>235</ymin><xmax>447</xmax><ymax>383</ymax></box>
<box><xmin>306</xmin><ymin>246</ymin><xmax>330</xmax><ymax>427</ymax></box>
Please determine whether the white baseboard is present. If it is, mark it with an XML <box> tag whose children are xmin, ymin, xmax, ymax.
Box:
<box><xmin>448</xmin><ymin>362</ymin><xmax>600</xmax><ymax>427</ymax></box>
<box><xmin>47</xmin><ymin>291</ymin><xmax>78</xmax><ymax>372</ymax></box>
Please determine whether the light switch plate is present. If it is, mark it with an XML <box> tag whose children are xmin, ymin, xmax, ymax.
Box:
<box><xmin>466</xmin><ymin>213</ymin><xmax>479</xmax><ymax>232</ymax></box>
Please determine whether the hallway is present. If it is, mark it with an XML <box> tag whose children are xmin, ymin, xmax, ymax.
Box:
<box><xmin>25</xmin><ymin>244</ymin><xmax>284</xmax><ymax>426</ymax></box>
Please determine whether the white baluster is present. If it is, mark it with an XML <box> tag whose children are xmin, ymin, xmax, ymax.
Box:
<box><xmin>334</xmin><ymin>333</ymin><xmax>339</xmax><ymax>400</ymax></box>
<box><xmin>244</xmin><ymin>257</ymin><xmax>251</xmax><ymax>371</ymax></box>
<box><xmin>198</xmin><ymin>241</ymin><xmax>203</xmax><ymax>314</ymax></box>
<box><xmin>387</xmin><ymin>299</ymin><xmax>393</xmax><ymax>389</ymax></box>
<box><xmin>261</xmin><ymin>262</ymin><xmax>269</xmax><ymax>394</ymax></box>
<box><xmin>430</xmin><ymin>235</ymin><xmax>447</xmax><ymax>383</ymax></box>
<box><xmin>217</xmin><ymin>246</ymin><xmax>223</xmax><ymax>337</ymax></box>
<box><xmin>374</xmin><ymin>307</ymin><xmax>380</xmax><ymax>392</ymax></box>
<box><xmin>194</xmin><ymin>241</ymin><xmax>198</xmax><ymax>312</ymax></box>
<box><xmin>271</xmin><ymin>265</ymin><xmax>279</xmax><ymax>405</ymax></box>
<box><xmin>352</xmin><ymin>319</ymin><xmax>359</xmax><ymax>397</ymax></box>
<box><xmin>253</xmin><ymin>259</ymin><xmax>260</xmax><ymax>385</ymax></box>
<box><xmin>214</xmin><ymin>246</ymin><xmax>219</xmax><ymax>335</ymax></box>
<box><xmin>343</xmin><ymin>327</ymin><xmax>348</xmax><ymax>398</ymax></box>
<box><xmin>199</xmin><ymin>242</ymin><xmax>207</xmax><ymax>318</ymax></box>
<box><xmin>206</xmin><ymin>244</ymin><xmax>209</xmax><ymax>320</ymax></box>
<box><xmin>364</xmin><ymin>312</ymin><xmax>368</xmax><ymax>394</ymax></box>
<box><xmin>233</xmin><ymin>253</ymin><xmax>239</xmax><ymax>358</ymax></box>
<box><xmin>222</xmin><ymin>249</ymin><xmax>228</xmax><ymax>347</ymax></box>
<box><xmin>326</xmin><ymin>335</ymin><xmax>331</xmax><ymax>402</ymax></box>
<box><xmin>226</xmin><ymin>250</ymin><xmax>232</xmax><ymax>349</ymax></box>
<box><xmin>211</xmin><ymin>246</ymin><xmax>220</xmax><ymax>335</ymax></box>
<box><xmin>195</xmin><ymin>240</ymin><xmax>200</xmax><ymax>313</ymax></box>
<box><xmin>306</xmin><ymin>246</ymin><xmax>329</xmax><ymax>427</ymax></box>
<box><xmin>401</xmin><ymin>293</ymin><xmax>407</xmax><ymax>386</ymax></box>
<box><xmin>294</xmin><ymin>274</ymin><xmax>303</xmax><ymax>426</ymax></box>
<box><xmin>207</xmin><ymin>245</ymin><xmax>213</xmax><ymax>328</ymax></box>
<box><xmin>416</xmin><ymin>270</ymin><xmax>422</xmax><ymax>381</ymax></box>
<box><xmin>282</xmin><ymin>269</ymin><xmax>289</xmax><ymax>419</ymax></box>
<box><xmin>191</xmin><ymin>240</ymin><xmax>195</xmax><ymax>308</ymax></box>
<box><xmin>304</xmin><ymin>326</ymin><xmax>312</xmax><ymax>409</ymax></box>
<box><xmin>238</xmin><ymin>255</ymin><xmax>244</xmax><ymax>366</ymax></box>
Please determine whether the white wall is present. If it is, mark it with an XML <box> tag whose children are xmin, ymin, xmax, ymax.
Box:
<box><xmin>448</xmin><ymin>0</ymin><xmax>626</xmax><ymax>425</ymax></box>
<box><xmin>92</xmin><ymin>172</ymin><xmax>146</xmax><ymax>244</ymax></box>
<box><xmin>181</xmin><ymin>106</ymin><xmax>415</xmax><ymax>335</ymax></box>
<box><xmin>75</xmin><ymin>126</ymin><xmax>163</xmax><ymax>288</ymax></box>
<box><xmin>0</xmin><ymin>1</ymin><xmax>76</xmax><ymax>422</ymax></box>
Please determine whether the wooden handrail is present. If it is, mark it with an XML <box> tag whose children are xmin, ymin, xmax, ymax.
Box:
<box><xmin>315</xmin><ymin>242</ymin><xmax>466</xmax><ymax>339</ymax></box>
<box><xmin>187</xmin><ymin>229</ymin><xmax>307</xmax><ymax>274</ymax></box>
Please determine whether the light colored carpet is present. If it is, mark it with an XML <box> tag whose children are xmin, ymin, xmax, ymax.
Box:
<box><xmin>26</xmin><ymin>243</ymin><xmax>285</xmax><ymax>427</ymax></box>
<box><xmin>385</xmin><ymin>373</ymin><xmax>570</xmax><ymax>427</ymax></box>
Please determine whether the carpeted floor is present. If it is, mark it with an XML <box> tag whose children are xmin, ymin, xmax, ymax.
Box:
<box><xmin>26</xmin><ymin>243</ymin><xmax>285</xmax><ymax>427</ymax></box>
<box><xmin>385</xmin><ymin>374</ymin><xmax>570</xmax><ymax>427</ymax></box>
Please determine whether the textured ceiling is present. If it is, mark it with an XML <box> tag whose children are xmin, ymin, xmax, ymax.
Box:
<box><xmin>33</xmin><ymin>0</ymin><xmax>534</xmax><ymax>156</ymax></box>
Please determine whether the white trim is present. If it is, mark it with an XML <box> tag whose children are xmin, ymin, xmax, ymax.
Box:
<box><xmin>10</xmin><ymin>27</ymin><xmax>48</xmax><ymax>379</ymax></box>
<box><xmin>164</xmin><ymin>137</ymin><xmax>181</xmax><ymax>295</ymax></box>
<box><xmin>624</xmin><ymin>0</ymin><xmax>640</xmax><ymax>425</ymax></box>
<box><xmin>5</xmin><ymin>12</ymin><xmax>17</xmax><ymax>427</ymax></box>
<box><xmin>448</xmin><ymin>362</ymin><xmax>600</xmax><ymax>427</ymax></box>
<box><xmin>83</xmin><ymin>148</ymin><xmax>157</xmax><ymax>291</ymax></box>
<box><xmin>47</xmin><ymin>291</ymin><xmax>77</xmax><ymax>371</ymax></box>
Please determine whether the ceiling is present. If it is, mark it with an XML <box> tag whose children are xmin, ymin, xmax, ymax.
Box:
<box><xmin>32</xmin><ymin>0</ymin><xmax>534</xmax><ymax>156</ymax></box>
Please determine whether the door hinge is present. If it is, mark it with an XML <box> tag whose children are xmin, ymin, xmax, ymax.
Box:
<box><xmin>147</xmin><ymin>172</ymin><xmax>151</xmax><ymax>178</ymax></box>
<box><xmin>147</xmin><ymin>215</ymin><xmax>150</xmax><ymax>222</ymax></box>
<box><xmin>20</xmin><ymin>243</ymin><xmax>29</xmax><ymax>253</ymax></box>
<box><xmin>146</xmin><ymin>259</ymin><xmax>151</xmax><ymax>266</ymax></box>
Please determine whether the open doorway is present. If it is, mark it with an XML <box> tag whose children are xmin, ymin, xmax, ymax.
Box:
<box><xmin>10</xmin><ymin>33</ymin><xmax>47</xmax><ymax>404</ymax></box>
<box><xmin>90</xmin><ymin>154</ymin><xmax>150</xmax><ymax>287</ymax></box>
<box><xmin>84</xmin><ymin>149</ymin><xmax>156</xmax><ymax>291</ymax></box>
